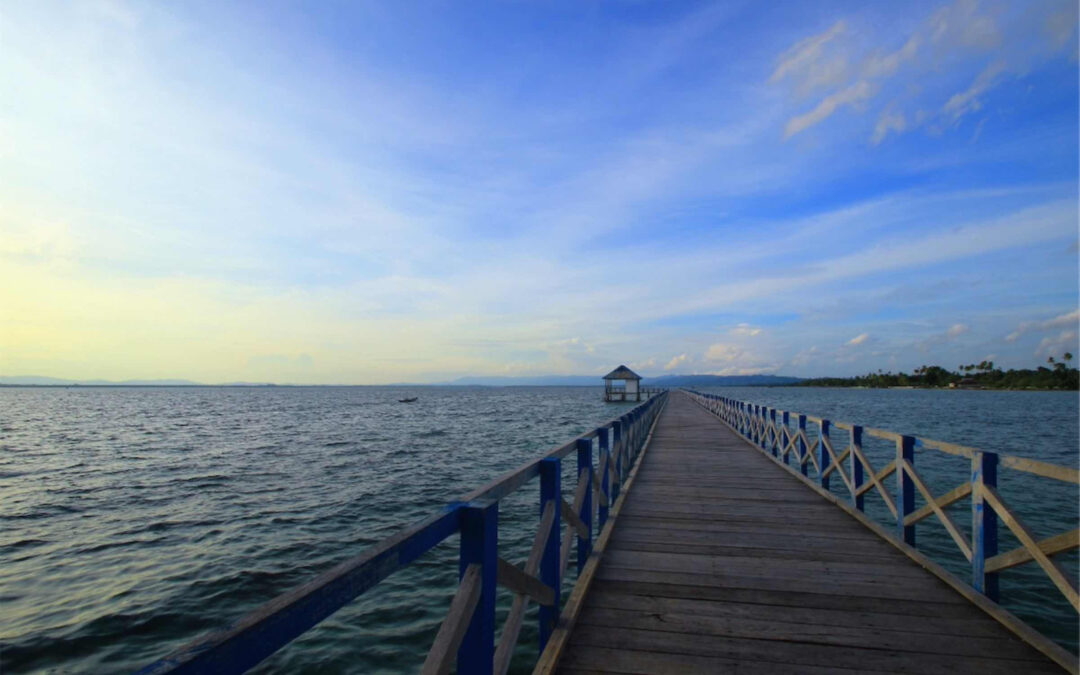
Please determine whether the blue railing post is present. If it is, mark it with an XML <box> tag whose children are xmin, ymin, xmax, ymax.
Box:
<box><xmin>457</xmin><ymin>502</ymin><xmax>498</xmax><ymax>675</ymax></box>
<box><xmin>538</xmin><ymin>458</ymin><xmax>561</xmax><ymax>651</ymax></box>
<box><xmin>851</xmin><ymin>425</ymin><xmax>864</xmax><ymax>511</ymax></box>
<box><xmin>612</xmin><ymin>431</ymin><xmax>622</xmax><ymax>504</ymax></box>
<box><xmin>972</xmin><ymin>451</ymin><xmax>999</xmax><ymax>601</ymax></box>
<box><xmin>614</xmin><ymin>427</ymin><xmax>623</xmax><ymax>490</ymax></box>
<box><xmin>576</xmin><ymin>437</ymin><xmax>594</xmax><ymax>574</ymax></box>
<box><xmin>611</xmin><ymin>417</ymin><xmax>622</xmax><ymax>463</ymax></box>
<box><xmin>897</xmin><ymin>435</ymin><xmax>916</xmax><ymax>546</ymax></box>
<box><xmin>769</xmin><ymin>408</ymin><xmax>778</xmax><ymax>456</ymax></box>
<box><xmin>797</xmin><ymin>414</ymin><xmax>808</xmax><ymax>476</ymax></box>
<box><xmin>622</xmin><ymin>414</ymin><xmax>632</xmax><ymax>470</ymax></box>
<box><xmin>781</xmin><ymin>411</ymin><xmax>790</xmax><ymax>464</ymax></box>
<box><xmin>599</xmin><ymin>425</ymin><xmax>612</xmax><ymax>528</ymax></box>
<box><xmin>819</xmin><ymin>419</ymin><xmax>831</xmax><ymax>489</ymax></box>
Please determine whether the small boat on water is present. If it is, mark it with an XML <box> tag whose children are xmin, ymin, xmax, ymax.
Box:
<box><xmin>398</xmin><ymin>397</ymin><xmax>418</xmax><ymax>403</ymax></box>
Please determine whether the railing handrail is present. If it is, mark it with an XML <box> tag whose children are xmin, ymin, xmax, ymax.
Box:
<box><xmin>136</xmin><ymin>391</ymin><xmax>669</xmax><ymax>675</ymax></box>
<box><xmin>692</xmin><ymin>394</ymin><xmax>1077</xmax><ymax>483</ymax></box>
<box><xmin>683</xmin><ymin>389</ymin><xmax>1079</xmax><ymax>626</ymax></box>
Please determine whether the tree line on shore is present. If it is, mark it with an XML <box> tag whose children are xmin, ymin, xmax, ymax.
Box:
<box><xmin>796</xmin><ymin>354</ymin><xmax>1079</xmax><ymax>390</ymax></box>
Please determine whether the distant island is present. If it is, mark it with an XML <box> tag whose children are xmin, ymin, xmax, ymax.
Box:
<box><xmin>444</xmin><ymin>374</ymin><xmax>803</xmax><ymax>387</ymax></box>
<box><xmin>0</xmin><ymin>376</ymin><xmax>276</xmax><ymax>387</ymax></box>
<box><xmin>3</xmin><ymin>360</ymin><xmax>1076</xmax><ymax>390</ymax></box>
<box><xmin>795</xmin><ymin>356</ymin><xmax>1079</xmax><ymax>391</ymax></box>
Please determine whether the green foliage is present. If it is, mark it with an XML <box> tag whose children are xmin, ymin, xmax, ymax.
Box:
<box><xmin>798</xmin><ymin>355</ymin><xmax>1079</xmax><ymax>390</ymax></box>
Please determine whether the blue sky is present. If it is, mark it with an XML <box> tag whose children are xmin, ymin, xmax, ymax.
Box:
<box><xmin>1</xmin><ymin>0</ymin><xmax>1077</xmax><ymax>383</ymax></box>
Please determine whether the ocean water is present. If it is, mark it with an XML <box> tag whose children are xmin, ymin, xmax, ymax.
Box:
<box><xmin>1</xmin><ymin>386</ymin><xmax>1076</xmax><ymax>674</ymax></box>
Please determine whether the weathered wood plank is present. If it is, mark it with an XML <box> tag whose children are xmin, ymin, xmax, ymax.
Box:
<box><xmin>594</xmin><ymin>565</ymin><xmax>967</xmax><ymax>603</ymax></box>
<box><xmin>583</xmin><ymin>590</ymin><xmax>1007</xmax><ymax>637</ymax></box>
<box><xmin>567</xmin><ymin>624</ymin><xmax>1063</xmax><ymax>675</ymax></box>
<box><xmin>421</xmin><ymin>563</ymin><xmax>481</xmax><ymax>675</ymax></box>
<box><xmin>601</xmin><ymin>548</ymin><xmax>941</xmax><ymax>582</ymax></box>
<box><xmin>575</xmin><ymin>605</ymin><xmax>1043</xmax><ymax>660</ymax></box>
<box><xmin>496</xmin><ymin>557</ymin><xmax>554</xmax><ymax>607</ymax></box>
<box><xmin>585</xmin><ymin>578</ymin><xmax>981</xmax><ymax>618</ymax></box>
<box><xmin>549</xmin><ymin>392</ymin><xmax>1067</xmax><ymax>675</ymax></box>
<box><xmin>560</xmin><ymin>646</ymin><xmax>890</xmax><ymax>675</ymax></box>
<box><xmin>985</xmin><ymin>528</ymin><xmax>1080</xmax><ymax>574</ymax></box>
<box><xmin>981</xmin><ymin>485</ymin><xmax>1079</xmax><ymax>610</ymax></box>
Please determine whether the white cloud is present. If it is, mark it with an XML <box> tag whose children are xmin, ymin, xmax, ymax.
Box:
<box><xmin>946</xmin><ymin>323</ymin><xmax>969</xmax><ymax>338</ymax></box>
<box><xmin>730</xmin><ymin>323</ymin><xmax>763</xmax><ymax>337</ymax></box>
<box><xmin>943</xmin><ymin>61</ymin><xmax>1006</xmax><ymax>121</ymax></box>
<box><xmin>708</xmin><ymin>366</ymin><xmax>778</xmax><ymax>376</ymax></box>
<box><xmin>705</xmin><ymin>343</ymin><xmax>742</xmax><ymax>362</ymax></box>
<box><xmin>701</xmin><ymin>343</ymin><xmax>779</xmax><ymax>375</ymax></box>
<box><xmin>1036</xmin><ymin>330</ymin><xmax>1079</xmax><ymax>358</ymax></box>
<box><xmin>928</xmin><ymin>0</ymin><xmax>1002</xmax><ymax>51</ymax></box>
<box><xmin>770</xmin><ymin>0</ymin><xmax>1075</xmax><ymax>142</ymax></box>
<box><xmin>847</xmin><ymin>333</ymin><xmax>870</xmax><ymax>346</ymax></box>
<box><xmin>871</xmin><ymin>110</ymin><xmax>907</xmax><ymax>145</ymax></box>
<box><xmin>1045</xmin><ymin>2</ymin><xmax>1080</xmax><ymax>49</ymax></box>
<box><xmin>770</xmin><ymin>21</ymin><xmax>848</xmax><ymax>95</ymax></box>
<box><xmin>914</xmin><ymin>322</ymin><xmax>970</xmax><ymax>352</ymax></box>
<box><xmin>784</xmin><ymin>80</ymin><xmax>874</xmax><ymax>138</ymax></box>
<box><xmin>664</xmin><ymin>353</ymin><xmax>689</xmax><ymax>371</ymax></box>
<box><xmin>1006</xmin><ymin>309</ymin><xmax>1080</xmax><ymax>342</ymax></box>
<box><xmin>863</xmin><ymin>35</ymin><xmax>920</xmax><ymax>79</ymax></box>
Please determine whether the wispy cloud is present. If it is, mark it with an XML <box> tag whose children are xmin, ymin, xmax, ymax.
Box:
<box><xmin>1</xmin><ymin>2</ymin><xmax>1076</xmax><ymax>382</ymax></box>
<box><xmin>785</xmin><ymin>81</ymin><xmax>874</xmax><ymax>138</ymax></box>
<box><xmin>664</xmin><ymin>354</ymin><xmax>689</xmax><ymax>371</ymax></box>
<box><xmin>1005</xmin><ymin>310</ymin><xmax>1080</xmax><ymax>342</ymax></box>
<box><xmin>947</xmin><ymin>323</ymin><xmax>970</xmax><ymax>338</ymax></box>
<box><xmin>1036</xmin><ymin>331</ymin><xmax>1078</xmax><ymax>358</ymax></box>
<box><xmin>770</xmin><ymin>20</ymin><xmax>849</xmax><ymax>96</ymax></box>
<box><xmin>863</xmin><ymin>35</ymin><xmax>920</xmax><ymax>79</ymax></box>
<box><xmin>771</xmin><ymin>0</ymin><xmax>1078</xmax><ymax>142</ymax></box>
<box><xmin>871</xmin><ymin>110</ymin><xmax>907</xmax><ymax>145</ymax></box>
<box><xmin>730</xmin><ymin>323</ymin><xmax>763</xmax><ymax>337</ymax></box>
<box><xmin>944</xmin><ymin>61</ymin><xmax>1006</xmax><ymax>120</ymax></box>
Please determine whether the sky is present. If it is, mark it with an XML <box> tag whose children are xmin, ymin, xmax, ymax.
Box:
<box><xmin>1</xmin><ymin>0</ymin><xmax>1078</xmax><ymax>384</ymax></box>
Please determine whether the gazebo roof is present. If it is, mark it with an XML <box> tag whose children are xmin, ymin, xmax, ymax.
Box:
<box><xmin>602</xmin><ymin>365</ymin><xmax>641</xmax><ymax>381</ymax></box>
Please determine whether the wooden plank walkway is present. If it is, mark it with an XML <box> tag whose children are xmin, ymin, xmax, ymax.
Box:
<box><xmin>556</xmin><ymin>391</ymin><xmax>1064</xmax><ymax>674</ymax></box>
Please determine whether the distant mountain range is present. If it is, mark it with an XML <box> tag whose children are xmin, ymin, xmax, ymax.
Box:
<box><xmin>1</xmin><ymin>373</ymin><xmax>804</xmax><ymax>387</ymax></box>
<box><xmin>0</xmin><ymin>376</ymin><xmax>274</xmax><ymax>386</ymax></box>
<box><xmin>440</xmin><ymin>374</ymin><xmax>803</xmax><ymax>387</ymax></box>
<box><xmin>644</xmin><ymin>374</ymin><xmax>803</xmax><ymax>387</ymax></box>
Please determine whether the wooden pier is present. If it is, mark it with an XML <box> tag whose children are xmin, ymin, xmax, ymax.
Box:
<box><xmin>138</xmin><ymin>390</ymin><xmax>1077</xmax><ymax>675</ymax></box>
<box><xmin>542</xmin><ymin>392</ymin><xmax>1068</xmax><ymax>674</ymax></box>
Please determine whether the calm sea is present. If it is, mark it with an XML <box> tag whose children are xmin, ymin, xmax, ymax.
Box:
<box><xmin>1</xmin><ymin>386</ymin><xmax>1076</xmax><ymax>673</ymax></box>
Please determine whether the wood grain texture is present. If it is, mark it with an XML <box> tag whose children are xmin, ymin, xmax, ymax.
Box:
<box><xmin>421</xmin><ymin>563</ymin><xmax>481</xmax><ymax>675</ymax></box>
<box><xmin>549</xmin><ymin>392</ymin><xmax>1066</xmax><ymax>675</ymax></box>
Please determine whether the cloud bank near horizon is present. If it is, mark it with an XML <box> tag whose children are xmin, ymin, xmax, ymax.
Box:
<box><xmin>1</xmin><ymin>0</ymin><xmax>1077</xmax><ymax>384</ymax></box>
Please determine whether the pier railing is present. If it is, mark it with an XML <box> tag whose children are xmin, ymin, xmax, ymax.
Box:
<box><xmin>137</xmin><ymin>391</ymin><xmax>668</xmax><ymax>675</ymax></box>
<box><xmin>685</xmin><ymin>390</ymin><xmax>1079</xmax><ymax>617</ymax></box>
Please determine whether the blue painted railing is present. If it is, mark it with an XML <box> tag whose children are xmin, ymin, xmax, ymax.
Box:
<box><xmin>137</xmin><ymin>391</ymin><xmax>668</xmax><ymax>675</ymax></box>
<box><xmin>685</xmin><ymin>390</ymin><xmax>1079</xmax><ymax>615</ymax></box>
